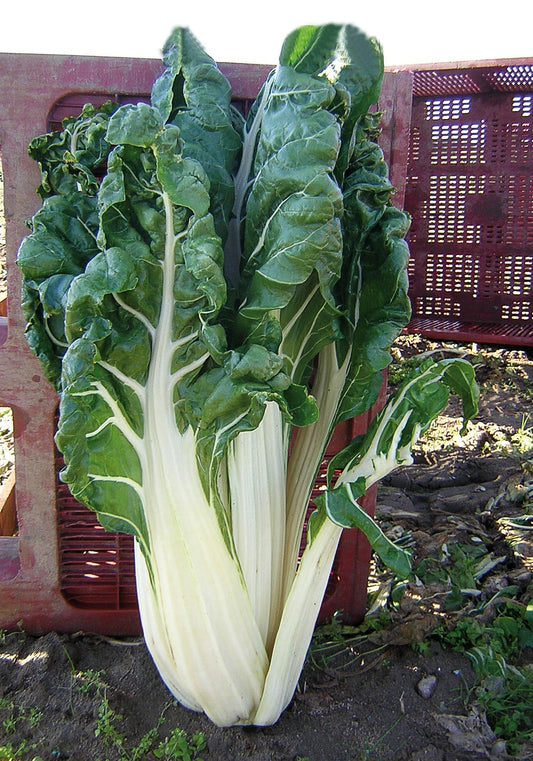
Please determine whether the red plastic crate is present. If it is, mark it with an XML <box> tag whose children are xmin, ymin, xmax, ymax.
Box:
<box><xmin>404</xmin><ymin>60</ymin><xmax>533</xmax><ymax>346</ymax></box>
<box><xmin>0</xmin><ymin>52</ymin><xmax>411</xmax><ymax>634</ymax></box>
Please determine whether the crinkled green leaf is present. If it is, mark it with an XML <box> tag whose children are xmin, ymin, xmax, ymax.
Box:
<box><xmin>333</xmin><ymin>115</ymin><xmax>411</xmax><ymax>424</ymax></box>
<box><xmin>106</xmin><ymin>102</ymin><xmax>164</xmax><ymax>147</ymax></box>
<box><xmin>152</xmin><ymin>27</ymin><xmax>242</xmax><ymax>243</ymax></box>
<box><xmin>28</xmin><ymin>102</ymin><xmax>117</xmax><ymax>198</ymax></box>
<box><xmin>327</xmin><ymin>357</ymin><xmax>479</xmax><ymax>493</ymax></box>
<box><xmin>233</xmin><ymin>65</ymin><xmax>343</xmax><ymax>392</ymax></box>
<box><xmin>56</xmin><ymin>337</ymin><xmax>149</xmax><ymax>548</ymax></box>
<box><xmin>17</xmin><ymin>193</ymin><xmax>100</xmax><ymax>387</ymax></box>
<box><xmin>279</xmin><ymin>24</ymin><xmax>384</xmax><ymax>182</ymax></box>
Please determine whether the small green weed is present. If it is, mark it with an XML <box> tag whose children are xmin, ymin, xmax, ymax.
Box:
<box><xmin>307</xmin><ymin>613</ymin><xmax>390</xmax><ymax>674</ymax></box>
<box><xmin>94</xmin><ymin>689</ymin><xmax>127</xmax><ymax>752</ymax></box>
<box><xmin>477</xmin><ymin>666</ymin><xmax>533</xmax><ymax>755</ymax></box>
<box><xmin>0</xmin><ymin>625</ymin><xmax>24</xmax><ymax>647</ymax></box>
<box><xmin>75</xmin><ymin>667</ymin><xmax>105</xmax><ymax>694</ymax></box>
<box><xmin>0</xmin><ymin>741</ymin><xmax>30</xmax><ymax>761</ymax></box>
<box><xmin>66</xmin><ymin>662</ymin><xmax>108</xmax><ymax>719</ymax></box>
<box><xmin>93</xmin><ymin>685</ymin><xmax>206</xmax><ymax>761</ymax></box>
<box><xmin>435</xmin><ymin>600</ymin><xmax>533</xmax><ymax>754</ymax></box>
<box><xmin>94</xmin><ymin>687</ymin><xmax>166</xmax><ymax>760</ymax></box>
<box><xmin>307</xmin><ymin>614</ymin><xmax>350</xmax><ymax>669</ymax></box>
<box><xmin>27</xmin><ymin>707</ymin><xmax>43</xmax><ymax>729</ymax></box>
<box><xmin>415</xmin><ymin>541</ymin><xmax>505</xmax><ymax>611</ymax></box>
<box><xmin>153</xmin><ymin>727</ymin><xmax>206</xmax><ymax>759</ymax></box>
<box><xmin>58</xmin><ymin>656</ymin><xmax>207</xmax><ymax>761</ymax></box>
<box><xmin>0</xmin><ymin>698</ymin><xmax>42</xmax><ymax>760</ymax></box>
<box><xmin>387</xmin><ymin>354</ymin><xmax>423</xmax><ymax>387</ymax></box>
<box><xmin>511</xmin><ymin>414</ymin><xmax>533</xmax><ymax>455</ymax></box>
<box><xmin>438</xmin><ymin>600</ymin><xmax>533</xmax><ymax>660</ymax></box>
<box><xmin>485</xmin><ymin>413</ymin><xmax>533</xmax><ymax>460</ymax></box>
<box><xmin>0</xmin><ymin>696</ymin><xmax>43</xmax><ymax>735</ymax></box>
<box><xmin>0</xmin><ymin>698</ymin><xmax>17</xmax><ymax>734</ymax></box>
<box><xmin>410</xmin><ymin>524</ymin><xmax>533</xmax><ymax>756</ymax></box>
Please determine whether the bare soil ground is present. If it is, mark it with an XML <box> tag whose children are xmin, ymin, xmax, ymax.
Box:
<box><xmin>1</xmin><ymin>336</ymin><xmax>532</xmax><ymax>761</ymax></box>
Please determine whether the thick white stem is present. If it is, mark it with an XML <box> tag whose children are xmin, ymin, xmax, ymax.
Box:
<box><xmin>228</xmin><ymin>401</ymin><xmax>288</xmax><ymax>653</ymax></box>
<box><xmin>283</xmin><ymin>343</ymin><xmax>349</xmax><ymax>599</ymax></box>
<box><xmin>252</xmin><ymin>517</ymin><xmax>342</xmax><ymax>726</ymax></box>
<box><xmin>135</xmin><ymin>429</ymin><xmax>268</xmax><ymax>726</ymax></box>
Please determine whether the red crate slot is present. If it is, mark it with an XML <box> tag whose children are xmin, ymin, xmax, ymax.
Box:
<box><xmin>404</xmin><ymin>61</ymin><xmax>533</xmax><ymax>346</ymax></box>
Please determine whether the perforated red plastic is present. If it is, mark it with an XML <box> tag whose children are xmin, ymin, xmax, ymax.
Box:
<box><xmin>56</xmin><ymin>462</ymin><xmax>137</xmax><ymax>611</ymax></box>
<box><xmin>404</xmin><ymin>61</ymin><xmax>533</xmax><ymax>346</ymax></box>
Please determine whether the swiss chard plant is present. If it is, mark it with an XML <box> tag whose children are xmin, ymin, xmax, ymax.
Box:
<box><xmin>17</xmin><ymin>25</ymin><xmax>479</xmax><ymax>726</ymax></box>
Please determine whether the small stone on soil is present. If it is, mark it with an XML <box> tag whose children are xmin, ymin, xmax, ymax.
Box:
<box><xmin>416</xmin><ymin>674</ymin><xmax>438</xmax><ymax>699</ymax></box>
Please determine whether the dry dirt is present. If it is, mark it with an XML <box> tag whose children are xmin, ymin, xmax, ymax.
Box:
<box><xmin>1</xmin><ymin>336</ymin><xmax>532</xmax><ymax>761</ymax></box>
